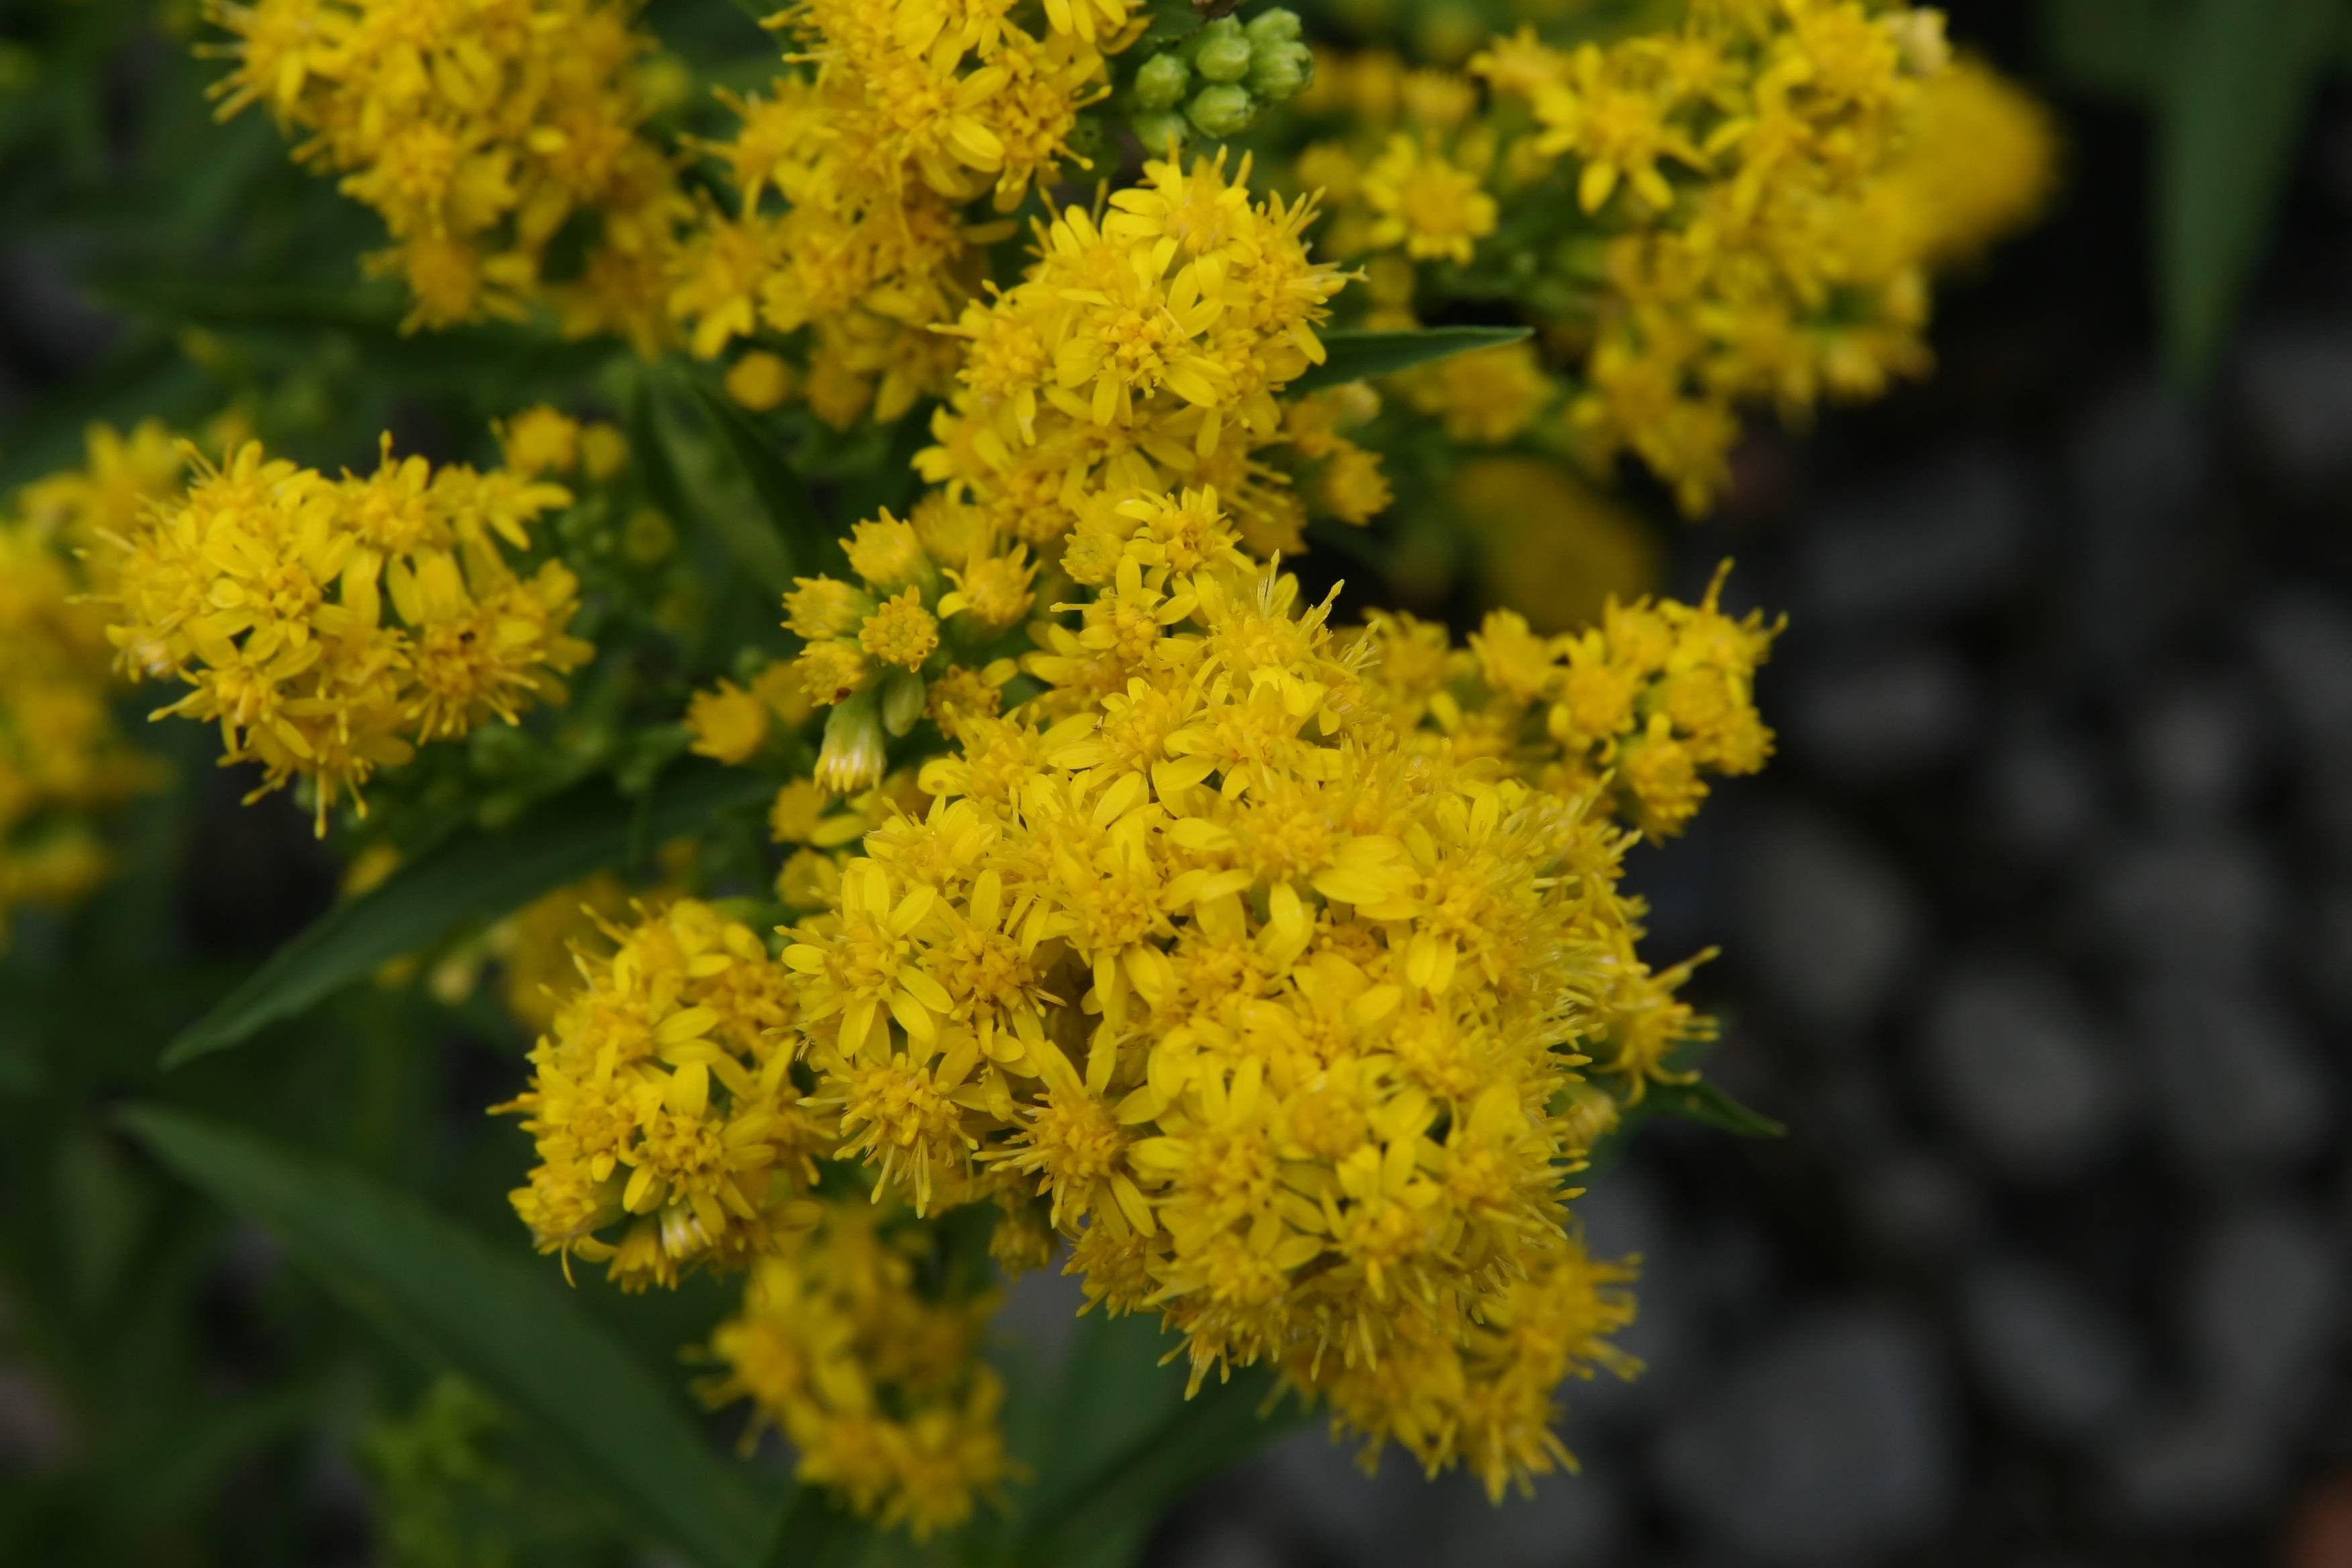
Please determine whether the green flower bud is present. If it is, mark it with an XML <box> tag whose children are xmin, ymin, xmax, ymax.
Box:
<box><xmin>1244</xmin><ymin>8</ymin><xmax>1302</xmax><ymax>46</ymax></box>
<box><xmin>1134</xmin><ymin>51</ymin><xmax>1191</xmax><ymax>110</ymax></box>
<box><xmin>1187</xmin><ymin>83</ymin><xmax>1255</xmax><ymax>138</ymax></box>
<box><xmin>1132</xmin><ymin>110</ymin><xmax>1192</xmax><ymax>152</ymax></box>
<box><xmin>1193</xmin><ymin>18</ymin><xmax>1253</xmax><ymax>83</ymax></box>
<box><xmin>1248</xmin><ymin>40</ymin><xmax>1312</xmax><ymax>99</ymax></box>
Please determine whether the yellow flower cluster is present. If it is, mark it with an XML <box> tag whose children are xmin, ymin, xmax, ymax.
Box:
<box><xmin>920</xmin><ymin>151</ymin><xmax>1369</xmax><ymax>558</ymax></box>
<box><xmin>1361</xmin><ymin>564</ymin><xmax>1781</xmax><ymax>838</ymax></box>
<box><xmin>671</xmin><ymin>0</ymin><xmax>1146</xmax><ymax>428</ymax></box>
<box><xmin>0</xmin><ymin>506</ymin><xmax>161</xmax><ymax>943</ymax></box>
<box><xmin>209</xmin><ymin>0</ymin><xmax>682</xmax><ymax>343</ymax></box>
<box><xmin>493</xmin><ymin>156</ymin><xmax>1780</xmax><ymax>1522</ymax></box>
<box><xmin>772</xmin><ymin>481</ymin><xmax>1726</xmax><ymax>1500</ymax></box>
<box><xmin>704</xmin><ymin>1203</ymin><xmax>1009</xmax><ymax>1538</ymax></box>
<box><xmin>499</xmin><ymin>898</ymin><xmax>826</xmax><ymax>1290</ymax></box>
<box><xmin>106</xmin><ymin>436</ymin><xmax>593</xmax><ymax>830</ymax></box>
<box><xmin>1292</xmin><ymin>4</ymin><xmax>2053</xmax><ymax>511</ymax></box>
<box><xmin>781</xmin><ymin>495</ymin><xmax>1038</xmax><ymax>792</ymax></box>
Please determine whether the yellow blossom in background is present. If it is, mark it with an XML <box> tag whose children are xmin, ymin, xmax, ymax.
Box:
<box><xmin>1449</xmin><ymin>456</ymin><xmax>1659</xmax><ymax>634</ymax></box>
<box><xmin>1361</xmin><ymin>132</ymin><xmax>1496</xmax><ymax>264</ymax></box>
<box><xmin>703</xmin><ymin>1202</ymin><xmax>1010</xmax><ymax>1538</ymax></box>
<box><xmin>1290</xmin><ymin>3</ymin><xmax>2055</xmax><ymax>512</ymax></box>
<box><xmin>207</xmin><ymin>0</ymin><xmax>685</xmax><ymax>345</ymax></box>
<box><xmin>0</xmin><ymin>512</ymin><xmax>162</xmax><ymax>942</ymax></box>
<box><xmin>1882</xmin><ymin>55</ymin><xmax>2062</xmax><ymax>269</ymax></box>
<box><xmin>105</xmin><ymin>435</ymin><xmax>593</xmax><ymax>830</ymax></box>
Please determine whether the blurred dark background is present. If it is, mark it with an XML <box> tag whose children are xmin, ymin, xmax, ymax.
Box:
<box><xmin>1134</xmin><ymin>7</ymin><xmax>2352</xmax><ymax>1565</ymax></box>
<box><xmin>7</xmin><ymin>1</ymin><xmax>2352</xmax><ymax>1565</ymax></box>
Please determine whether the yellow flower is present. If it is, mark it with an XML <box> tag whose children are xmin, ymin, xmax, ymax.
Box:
<box><xmin>726</xmin><ymin>349</ymin><xmax>799</xmax><ymax>411</ymax></box>
<box><xmin>1361</xmin><ymin>134</ymin><xmax>1497</xmax><ymax>264</ymax></box>
<box><xmin>702</xmin><ymin>1203</ymin><xmax>1010</xmax><ymax>1538</ymax></box>
<box><xmin>688</xmin><ymin>679</ymin><xmax>775</xmax><ymax>765</ymax></box>
<box><xmin>1400</xmin><ymin>340</ymin><xmax>1552</xmax><ymax>445</ymax></box>
<box><xmin>208</xmin><ymin>0</ymin><xmax>685</xmax><ymax>344</ymax></box>
<box><xmin>497</xmin><ymin>898</ymin><xmax>819</xmax><ymax>1290</ymax></box>
<box><xmin>496</xmin><ymin>406</ymin><xmax>582</xmax><ymax>477</ymax></box>
<box><xmin>105</xmin><ymin>434</ymin><xmax>591</xmax><ymax>830</ymax></box>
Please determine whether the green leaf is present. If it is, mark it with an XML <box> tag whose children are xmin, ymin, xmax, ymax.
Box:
<box><xmin>634</xmin><ymin>373</ymin><xmax>797</xmax><ymax>594</ymax></box>
<box><xmin>160</xmin><ymin>761</ymin><xmax>774</xmax><ymax>1067</ymax></box>
<box><xmin>2156</xmin><ymin>0</ymin><xmax>2339</xmax><ymax>385</ymax></box>
<box><xmin>1581</xmin><ymin>1075</ymin><xmax>1784</xmax><ymax>1175</ymax></box>
<box><xmin>2039</xmin><ymin>0</ymin><xmax>2169</xmax><ymax>100</ymax></box>
<box><xmin>685</xmin><ymin>378</ymin><xmax>836</xmax><ymax>575</ymax></box>
<box><xmin>1649</xmin><ymin>1076</ymin><xmax>1785</xmax><ymax>1139</ymax></box>
<box><xmin>1288</xmin><ymin>326</ymin><xmax>1532</xmax><ymax>395</ymax></box>
<box><xmin>759</xmin><ymin>1487</ymin><xmax>881</xmax><ymax>1568</ymax></box>
<box><xmin>1010</xmin><ymin>1348</ymin><xmax>1302</xmax><ymax>1568</ymax></box>
<box><xmin>118</xmin><ymin>1106</ymin><xmax>769</xmax><ymax>1568</ymax></box>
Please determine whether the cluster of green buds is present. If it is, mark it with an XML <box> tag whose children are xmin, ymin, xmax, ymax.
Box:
<box><xmin>1130</xmin><ymin>8</ymin><xmax>1312</xmax><ymax>147</ymax></box>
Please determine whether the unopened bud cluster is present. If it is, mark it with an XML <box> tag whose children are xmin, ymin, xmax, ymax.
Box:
<box><xmin>1131</xmin><ymin>9</ymin><xmax>1312</xmax><ymax>148</ymax></box>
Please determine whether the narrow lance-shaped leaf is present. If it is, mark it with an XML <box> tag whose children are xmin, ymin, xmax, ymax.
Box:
<box><xmin>685</xmin><ymin>377</ymin><xmax>838</xmax><ymax>575</ymax></box>
<box><xmin>1287</xmin><ymin>325</ymin><xmax>1533</xmax><ymax>395</ymax></box>
<box><xmin>634</xmin><ymin>372</ymin><xmax>797</xmax><ymax>593</ymax></box>
<box><xmin>1010</xmin><ymin>1359</ymin><xmax>1304</xmax><ymax>1568</ymax></box>
<box><xmin>119</xmin><ymin>1106</ymin><xmax>771</xmax><ymax>1568</ymax></box>
<box><xmin>2156</xmin><ymin>0</ymin><xmax>2338</xmax><ymax>386</ymax></box>
<box><xmin>162</xmin><ymin>761</ymin><xmax>774</xmax><ymax>1067</ymax></box>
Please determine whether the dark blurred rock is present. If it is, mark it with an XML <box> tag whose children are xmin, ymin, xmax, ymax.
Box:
<box><xmin>2103</xmin><ymin>1400</ymin><xmax>2288</xmax><ymax>1530</ymax></box>
<box><xmin>1849</xmin><ymin>1148</ymin><xmax>1986</xmax><ymax>1265</ymax></box>
<box><xmin>1917</xmin><ymin>961</ymin><xmax>2128</xmax><ymax>1181</ymax></box>
<box><xmin>1980</xmin><ymin>721</ymin><xmax>2108</xmax><ymax>868</ymax></box>
<box><xmin>2235</xmin><ymin>322</ymin><xmax>2352</xmax><ymax>492</ymax></box>
<box><xmin>2067</xmin><ymin>383</ymin><xmax>2208</xmax><ymax>672</ymax></box>
<box><xmin>2184</xmin><ymin>1204</ymin><xmax>2341</xmax><ymax>1419</ymax></box>
<box><xmin>1155</xmin><ymin>1518</ymin><xmax>1289</xmax><ymax>1568</ymax></box>
<box><xmin>2089</xmin><ymin>833</ymin><xmax>2280</xmax><ymax>978</ymax></box>
<box><xmin>1420</xmin><ymin>1464</ymin><xmax>1624</xmax><ymax>1568</ymax></box>
<box><xmin>1786</xmin><ymin>642</ymin><xmax>1977</xmax><ymax>783</ymax></box>
<box><xmin>1960</xmin><ymin>1257</ymin><xmax>2139</xmax><ymax>1442</ymax></box>
<box><xmin>1736</xmin><ymin>805</ymin><xmax>1922</xmax><ymax>1042</ymax></box>
<box><xmin>2248</xmin><ymin>589</ymin><xmax>2352</xmax><ymax>762</ymax></box>
<box><xmin>2133</xmin><ymin>979</ymin><xmax>2331</xmax><ymax>1172</ymax></box>
<box><xmin>1651</xmin><ymin>1306</ymin><xmax>1954</xmax><ymax>1564</ymax></box>
<box><xmin>1573</xmin><ymin>1172</ymin><xmax>1700</xmax><ymax>1426</ymax></box>
<box><xmin>2302</xmin><ymin>885</ymin><xmax>2352</xmax><ymax>1024</ymax></box>
<box><xmin>2126</xmin><ymin>673</ymin><xmax>2267</xmax><ymax>826</ymax></box>
<box><xmin>1250</xmin><ymin>1429</ymin><xmax>1424</xmax><ymax>1568</ymax></box>
<box><xmin>1796</xmin><ymin>449</ymin><xmax>2031</xmax><ymax>630</ymax></box>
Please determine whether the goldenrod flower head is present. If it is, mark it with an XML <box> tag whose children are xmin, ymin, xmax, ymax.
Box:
<box><xmin>209</xmin><ymin>0</ymin><xmax>686</xmax><ymax>341</ymax></box>
<box><xmin>0</xmin><ymin>505</ymin><xmax>163</xmax><ymax>943</ymax></box>
<box><xmin>726</xmin><ymin>349</ymin><xmax>799</xmax><ymax>411</ymax></box>
<box><xmin>785</xmin><ymin>576</ymin><xmax>873</xmax><ymax>642</ymax></box>
<box><xmin>861</xmin><ymin>588</ymin><xmax>942</xmax><ymax>671</ymax></box>
<box><xmin>688</xmin><ymin>679</ymin><xmax>776</xmax><ymax>765</ymax></box>
<box><xmin>703</xmin><ymin>1202</ymin><xmax>1010</xmax><ymax>1538</ymax></box>
<box><xmin>1361</xmin><ymin>133</ymin><xmax>1496</xmax><ymax>264</ymax></box>
<box><xmin>846</xmin><ymin>511</ymin><xmax>930</xmax><ymax>593</ymax></box>
<box><xmin>761</xmin><ymin>485</ymin><xmax>1739</xmax><ymax>1498</ymax></box>
<box><xmin>498</xmin><ymin>898</ymin><xmax>820</xmax><ymax>1290</ymax></box>
<box><xmin>496</xmin><ymin>406</ymin><xmax>583</xmax><ymax>477</ymax></box>
<box><xmin>105</xmin><ymin>434</ymin><xmax>592</xmax><ymax>831</ymax></box>
<box><xmin>1401</xmin><ymin>340</ymin><xmax>1552</xmax><ymax>446</ymax></box>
